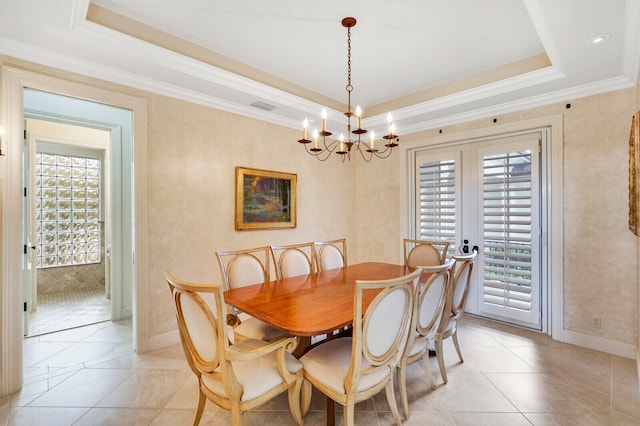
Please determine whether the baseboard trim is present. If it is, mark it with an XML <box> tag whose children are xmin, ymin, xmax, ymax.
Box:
<box><xmin>145</xmin><ymin>329</ymin><xmax>180</xmax><ymax>353</ymax></box>
<box><xmin>563</xmin><ymin>329</ymin><xmax>636</xmax><ymax>359</ymax></box>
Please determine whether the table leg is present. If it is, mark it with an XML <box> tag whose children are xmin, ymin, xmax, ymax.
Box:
<box><xmin>327</xmin><ymin>396</ymin><xmax>335</xmax><ymax>426</ymax></box>
<box><xmin>293</xmin><ymin>336</ymin><xmax>311</xmax><ymax>358</ymax></box>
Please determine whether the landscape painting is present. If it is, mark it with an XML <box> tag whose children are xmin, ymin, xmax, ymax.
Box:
<box><xmin>235</xmin><ymin>167</ymin><xmax>297</xmax><ymax>230</ymax></box>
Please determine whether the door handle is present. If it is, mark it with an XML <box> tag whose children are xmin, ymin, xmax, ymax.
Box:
<box><xmin>461</xmin><ymin>240</ymin><xmax>479</xmax><ymax>254</ymax></box>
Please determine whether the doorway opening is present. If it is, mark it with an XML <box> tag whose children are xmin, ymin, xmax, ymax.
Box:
<box><xmin>24</xmin><ymin>118</ymin><xmax>112</xmax><ymax>336</ymax></box>
<box><xmin>21</xmin><ymin>88</ymin><xmax>130</xmax><ymax>339</ymax></box>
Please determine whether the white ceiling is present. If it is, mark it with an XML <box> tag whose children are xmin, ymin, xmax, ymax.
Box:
<box><xmin>1</xmin><ymin>0</ymin><xmax>638</xmax><ymax>137</ymax></box>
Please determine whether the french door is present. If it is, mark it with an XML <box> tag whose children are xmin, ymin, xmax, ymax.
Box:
<box><xmin>414</xmin><ymin>131</ymin><xmax>545</xmax><ymax>330</ymax></box>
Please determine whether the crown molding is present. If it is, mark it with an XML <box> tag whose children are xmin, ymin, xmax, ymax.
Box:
<box><xmin>399</xmin><ymin>75</ymin><xmax>635</xmax><ymax>135</ymax></box>
<box><xmin>364</xmin><ymin>65</ymin><xmax>565</xmax><ymax>129</ymax></box>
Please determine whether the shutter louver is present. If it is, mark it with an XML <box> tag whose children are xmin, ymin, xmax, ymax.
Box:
<box><xmin>482</xmin><ymin>150</ymin><xmax>532</xmax><ymax>312</ymax></box>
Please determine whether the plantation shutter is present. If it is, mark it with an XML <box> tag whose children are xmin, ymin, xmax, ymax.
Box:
<box><xmin>417</xmin><ymin>156</ymin><xmax>457</xmax><ymax>254</ymax></box>
<box><xmin>481</xmin><ymin>147</ymin><xmax>536</xmax><ymax>313</ymax></box>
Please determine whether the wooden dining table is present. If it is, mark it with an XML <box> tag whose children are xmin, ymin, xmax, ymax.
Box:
<box><xmin>223</xmin><ymin>261</ymin><xmax>414</xmax><ymax>337</ymax></box>
<box><xmin>223</xmin><ymin>261</ymin><xmax>415</xmax><ymax>426</ymax></box>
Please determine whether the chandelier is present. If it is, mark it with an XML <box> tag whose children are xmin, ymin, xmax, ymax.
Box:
<box><xmin>297</xmin><ymin>17</ymin><xmax>399</xmax><ymax>162</ymax></box>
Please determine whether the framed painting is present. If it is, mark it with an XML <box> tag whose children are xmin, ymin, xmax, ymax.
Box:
<box><xmin>235</xmin><ymin>166</ymin><xmax>297</xmax><ymax>230</ymax></box>
<box><xmin>629</xmin><ymin>111</ymin><xmax>640</xmax><ymax>236</ymax></box>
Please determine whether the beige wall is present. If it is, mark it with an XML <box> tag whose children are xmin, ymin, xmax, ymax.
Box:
<box><xmin>1</xmin><ymin>54</ymin><xmax>639</xmax><ymax>349</ymax></box>
<box><xmin>146</xmin><ymin>94</ymin><xmax>356</xmax><ymax>335</ymax></box>
<box><xmin>563</xmin><ymin>90</ymin><xmax>636</xmax><ymax>342</ymax></box>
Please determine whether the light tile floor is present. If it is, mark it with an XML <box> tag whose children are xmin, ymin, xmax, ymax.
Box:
<box><xmin>2</xmin><ymin>315</ymin><xmax>639</xmax><ymax>425</ymax></box>
<box><xmin>27</xmin><ymin>288</ymin><xmax>111</xmax><ymax>337</ymax></box>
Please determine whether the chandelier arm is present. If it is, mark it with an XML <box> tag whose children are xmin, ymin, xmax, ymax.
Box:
<box><xmin>324</xmin><ymin>136</ymin><xmax>340</xmax><ymax>153</ymax></box>
<box><xmin>305</xmin><ymin>142</ymin><xmax>334</xmax><ymax>161</ymax></box>
<box><xmin>372</xmin><ymin>145</ymin><xmax>396</xmax><ymax>159</ymax></box>
<box><xmin>355</xmin><ymin>143</ymin><xmax>373</xmax><ymax>162</ymax></box>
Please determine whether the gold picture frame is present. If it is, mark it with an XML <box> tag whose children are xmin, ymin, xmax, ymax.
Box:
<box><xmin>629</xmin><ymin>111</ymin><xmax>640</xmax><ymax>236</ymax></box>
<box><xmin>235</xmin><ymin>166</ymin><xmax>297</xmax><ymax>230</ymax></box>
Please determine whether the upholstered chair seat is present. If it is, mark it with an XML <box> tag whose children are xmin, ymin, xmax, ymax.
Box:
<box><xmin>201</xmin><ymin>338</ymin><xmax>303</xmax><ymax>402</ymax></box>
<box><xmin>232</xmin><ymin>315</ymin><xmax>286</xmax><ymax>342</ymax></box>
<box><xmin>301</xmin><ymin>338</ymin><xmax>391</xmax><ymax>394</ymax></box>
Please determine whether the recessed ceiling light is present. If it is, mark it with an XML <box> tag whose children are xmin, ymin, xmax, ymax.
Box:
<box><xmin>587</xmin><ymin>33</ymin><xmax>611</xmax><ymax>45</ymax></box>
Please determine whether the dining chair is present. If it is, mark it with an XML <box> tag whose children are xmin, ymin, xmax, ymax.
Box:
<box><xmin>398</xmin><ymin>259</ymin><xmax>455</xmax><ymax>419</ymax></box>
<box><xmin>270</xmin><ymin>242</ymin><xmax>317</xmax><ymax>279</ymax></box>
<box><xmin>164</xmin><ymin>271</ymin><xmax>304</xmax><ymax>426</ymax></box>
<box><xmin>435</xmin><ymin>250</ymin><xmax>478</xmax><ymax>384</ymax></box>
<box><xmin>216</xmin><ymin>246</ymin><xmax>286</xmax><ymax>341</ymax></box>
<box><xmin>404</xmin><ymin>238</ymin><xmax>450</xmax><ymax>267</ymax></box>
<box><xmin>300</xmin><ymin>268</ymin><xmax>420</xmax><ymax>426</ymax></box>
<box><xmin>315</xmin><ymin>238</ymin><xmax>349</xmax><ymax>341</ymax></box>
<box><xmin>314</xmin><ymin>238</ymin><xmax>347</xmax><ymax>271</ymax></box>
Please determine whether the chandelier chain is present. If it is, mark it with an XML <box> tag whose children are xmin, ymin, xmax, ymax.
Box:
<box><xmin>346</xmin><ymin>26</ymin><xmax>353</xmax><ymax>93</ymax></box>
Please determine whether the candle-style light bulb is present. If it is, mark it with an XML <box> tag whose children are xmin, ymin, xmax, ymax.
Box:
<box><xmin>303</xmin><ymin>118</ymin><xmax>309</xmax><ymax>140</ymax></box>
<box><xmin>370</xmin><ymin>131</ymin><xmax>375</xmax><ymax>149</ymax></box>
<box><xmin>387</xmin><ymin>112</ymin><xmax>393</xmax><ymax>135</ymax></box>
<box><xmin>356</xmin><ymin>105</ymin><xmax>362</xmax><ymax>129</ymax></box>
<box><xmin>313</xmin><ymin>129</ymin><xmax>318</xmax><ymax>149</ymax></box>
<box><xmin>339</xmin><ymin>133</ymin><xmax>345</xmax><ymax>152</ymax></box>
<box><xmin>321</xmin><ymin>108</ymin><xmax>327</xmax><ymax>132</ymax></box>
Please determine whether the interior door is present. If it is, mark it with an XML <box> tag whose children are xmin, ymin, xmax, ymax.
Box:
<box><xmin>22</xmin><ymin>125</ymin><xmax>37</xmax><ymax>335</ymax></box>
<box><xmin>414</xmin><ymin>131</ymin><xmax>544</xmax><ymax>330</ymax></box>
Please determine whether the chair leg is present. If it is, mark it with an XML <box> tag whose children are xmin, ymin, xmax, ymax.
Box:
<box><xmin>435</xmin><ymin>337</ymin><xmax>448</xmax><ymax>384</ymax></box>
<box><xmin>398</xmin><ymin>361</ymin><xmax>410</xmax><ymax>419</ymax></box>
<box><xmin>452</xmin><ymin>329</ymin><xmax>464</xmax><ymax>363</ymax></box>
<box><xmin>385</xmin><ymin>376</ymin><xmax>402</xmax><ymax>426</ymax></box>
<box><xmin>193</xmin><ymin>389</ymin><xmax>206</xmax><ymax>426</ymax></box>
<box><xmin>231</xmin><ymin>406</ymin><xmax>242</xmax><ymax>426</ymax></box>
<box><xmin>287</xmin><ymin>374</ymin><xmax>304</xmax><ymax>425</ymax></box>
<box><xmin>301</xmin><ymin>379</ymin><xmax>313</xmax><ymax>416</ymax></box>
<box><xmin>422</xmin><ymin>353</ymin><xmax>437</xmax><ymax>390</ymax></box>
<box><xmin>343</xmin><ymin>402</ymin><xmax>355</xmax><ymax>426</ymax></box>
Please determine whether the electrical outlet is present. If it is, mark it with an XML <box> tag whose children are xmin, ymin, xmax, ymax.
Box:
<box><xmin>591</xmin><ymin>316</ymin><xmax>601</xmax><ymax>329</ymax></box>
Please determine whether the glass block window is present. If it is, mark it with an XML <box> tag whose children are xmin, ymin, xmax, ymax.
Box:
<box><xmin>36</xmin><ymin>153</ymin><xmax>101</xmax><ymax>268</ymax></box>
